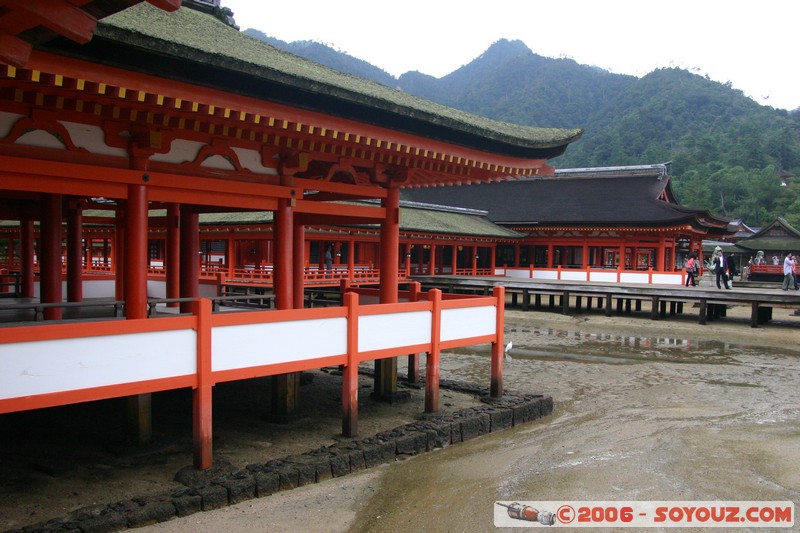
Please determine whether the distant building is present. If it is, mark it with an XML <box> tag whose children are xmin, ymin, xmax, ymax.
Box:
<box><xmin>404</xmin><ymin>163</ymin><xmax>732</xmax><ymax>273</ymax></box>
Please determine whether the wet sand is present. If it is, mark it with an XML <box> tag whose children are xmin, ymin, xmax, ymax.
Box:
<box><xmin>136</xmin><ymin>304</ymin><xmax>800</xmax><ymax>532</ymax></box>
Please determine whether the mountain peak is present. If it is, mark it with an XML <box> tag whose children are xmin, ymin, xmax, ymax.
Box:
<box><xmin>479</xmin><ymin>38</ymin><xmax>532</xmax><ymax>61</ymax></box>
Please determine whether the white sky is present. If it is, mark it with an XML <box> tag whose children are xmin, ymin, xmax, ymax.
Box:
<box><xmin>221</xmin><ymin>1</ymin><xmax>799</xmax><ymax>111</ymax></box>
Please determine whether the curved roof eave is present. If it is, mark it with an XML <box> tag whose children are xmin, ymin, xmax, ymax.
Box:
<box><xmin>57</xmin><ymin>5</ymin><xmax>583</xmax><ymax>159</ymax></box>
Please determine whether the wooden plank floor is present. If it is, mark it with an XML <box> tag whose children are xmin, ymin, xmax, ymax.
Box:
<box><xmin>411</xmin><ymin>275</ymin><xmax>800</xmax><ymax>328</ymax></box>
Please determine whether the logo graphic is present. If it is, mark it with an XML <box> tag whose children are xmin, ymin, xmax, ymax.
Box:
<box><xmin>496</xmin><ymin>502</ymin><xmax>556</xmax><ymax>525</ymax></box>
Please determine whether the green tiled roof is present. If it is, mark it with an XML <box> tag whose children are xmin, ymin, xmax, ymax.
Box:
<box><xmin>398</xmin><ymin>205</ymin><xmax>521</xmax><ymax>238</ymax></box>
<box><xmin>81</xmin><ymin>203</ymin><xmax>520</xmax><ymax>239</ymax></box>
<box><xmin>88</xmin><ymin>5</ymin><xmax>581</xmax><ymax>156</ymax></box>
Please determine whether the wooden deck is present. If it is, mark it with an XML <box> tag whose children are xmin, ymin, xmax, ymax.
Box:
<box><xmin>411</xmin><ymin>275</ymin><xmax>800</xmax><ymax>328</ymax></box>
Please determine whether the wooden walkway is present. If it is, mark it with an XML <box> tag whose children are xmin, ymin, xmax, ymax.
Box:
<box><xmin>411</xmin><ymin>275</ymin><xmax>800</xmax><ymax>328</ymax></box>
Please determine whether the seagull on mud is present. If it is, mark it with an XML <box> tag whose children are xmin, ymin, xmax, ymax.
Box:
<box><xmin>504</xmin><ymin>340</ymin><xmax>513</xmax><ymax>361</ymax></box>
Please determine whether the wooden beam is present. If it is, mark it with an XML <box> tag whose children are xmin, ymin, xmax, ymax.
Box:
<box><xmin>4</xmin><ymin>0</ymin><xmax>98</xmax><ymax>44</ymax></box>
<box><xmin>0</xmin><ymin>32</ymin><xmax>32</xmax><ymax>67</ymax></box>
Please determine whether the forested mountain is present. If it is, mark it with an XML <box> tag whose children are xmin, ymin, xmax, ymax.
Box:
<box><xmin>243</xmin><ymin>31</ymin><xmax>800</xmax><ymax>228</ymax></box>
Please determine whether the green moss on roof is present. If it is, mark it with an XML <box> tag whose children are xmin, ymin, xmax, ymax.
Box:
<box><xmin>96</xmin><ymin>5</ymin><xmax>581</xmax><ymax>150</ymax></box>
<box><xmin>199</xmin><ymin>205</ymin><xmax>518</xmax><ymax>238</ymax></box>
<box><xmin>399</xmin><ymin>206</ymin><xmax>521</xmax><ymax>238</ymax></box>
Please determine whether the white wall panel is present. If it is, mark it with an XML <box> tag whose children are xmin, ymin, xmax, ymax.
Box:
<box><xmin>561</xmin><ymin>271</ymin><xmax>589</xmax><ymax>281</ymax></box>
<box><xmin>358</xmin><ymin>311</ymin><xmax>431</xmax><ymax>352</ymax></box>
<box><xmin>620</xmin><ymin>272</ymin><xmax>650</xmax><ymax>283</ymax></box>
<box><xmin>590</xmin><ymin>272</ymin><xmax>618</xmax><ymax>282</ymax></box>
<box><xmin>0</xmin><ymin>330</ymin><xmax>196</xmax><ymax>399</ymax></box>
<box><xmin>212</xmin><ymin>317</ymin><xmax>347</xmax><ymax>371</ymax></box>
<box><xmin>440</xmin><ymin>306</ymin><xmax>496</xmax><ymax>342</ymax></box>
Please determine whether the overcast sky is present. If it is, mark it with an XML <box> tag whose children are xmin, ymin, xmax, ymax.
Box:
<box><xmin>221</xmin><ymin>0</ymin><xmax>799</xmax><ymax>111</ymax></box>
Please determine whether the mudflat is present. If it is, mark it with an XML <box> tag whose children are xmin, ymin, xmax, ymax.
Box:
<box><xmin>3</xmin><ymin>302</ymin><xmax>799</xmax><ymax>532</ymax></box>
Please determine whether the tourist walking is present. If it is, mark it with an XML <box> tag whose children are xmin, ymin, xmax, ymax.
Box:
<box><xmin>781</xmin><ymin>252</ymin><xmax>795</xmax><ymax>290</ymax></box>
<box><xmin>684</xmin><ymin>252</ymin><xmax>698</xmax><ymax>287</ymax></box>
<box><xmin>712</xmin><ymin>249</ymin><xmax>730</xmax><ymax>289</ymax></box>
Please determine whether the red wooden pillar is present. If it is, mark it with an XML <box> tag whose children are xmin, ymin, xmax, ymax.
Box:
<box><xmin>179</xmin><ymin>206</ymin><xmax>199</xmax><ymax>313</ymax></box>
<box><xmin>40</xmin><ymin>194</ymin><xmax>62</xmax><ymax>320</ymax></box>
<box><xmin>472</xmin><ymin>245</ymin><xmax>478</xmax><ymax>275</ymax></box>
<box><xmin>407</xmin><ymin>281</ymin><xmax>421</xmax><ymax>383</ymax></box>
<box><xmin>425</xmin><ymin>288</ymin><xmax>441</xmax><ymax>412</ymax></box>
<box><xmin>514</xmin><ymin>242</ymin><xmax>521</xmax><ymax>268</ymax></box>
<box><xmin>124</xmin><ymin>183</ymin><xmax>152</xmax><ymax>446</ymax></box>
<box><xmin>293</xmin><ymin>221</ymin><xmax>305</xmax><ymax>309</ymax></box>
<box><xmin>66</xmin><ymin>202</ymin><xmax>83</xmax><ymax>302</ymax></box>
<box><xmin>490</xmin><ymin>245</ymin><xmax>496</xmax><ymax>274</ymax></box>
<box><xmin>342</xmin><ymin>291</ymin><xmax>359</xmax><ymax>437</ymax></box>
<box><xmin>619</xmin><ymin>242</ymin><xmax>627</xmax><ymax>270</ymax></box>
<box><xmin>272</xmin><ymin>195</ymin><xmax>300</xmax><ymax>417</ymax></box>
<box><xmin>490</xmin><ymin>286</ymin><xmax>505</xmax><ymax>398</ymax></box>
<box><xmin>226</xmin><ymin>237</ymin><xmax>235</xmax><ymax>279</ymax></box>
<box><xmin>273</xmin><ymin>198</ymin><xmax>293</xmax><ymax>309</ymax></box>
<box><xmin>375</xmin><ymin>187</ymin><xmax>400</xmax><ymax>399</ymax></box>
<box><xmin>166</xmin><ymin>203</ymin><xmax>180</xmax><ymax>307</ymax></box>
<box><xmin>114</xmin><ymin>209</ymin><xmax>125</xmax><ymax>301</ymax></box>
<box><xmin>547</xmin><ymin>243</ymin><xmax>554</xmax><ymax>268</ymax></box>
<box><xmin>20</xmin><ymin>216</ymin><xmax>34</xmax><ymax>298</ymax></box>
<box><xmin>124</xmin><ymin>184</ymin><xmax>148</xmax><ymax>320</ymax></box>
<box><xmin>193</xmin><ymin>298</ymin><xmax>213</xmax><ymax>469</ymax></box>
<box><xmin>451</xmin><ymin>244</ymin><xmax>458</xmax><ymax>275</ymax></box>
<box><xmin>348</xmin><ymin>238</ymin><xmax>356</xmax><ymax>280</ymax></box>
<box><xmin>582</xmin><ymin>241</ymin><xmax>589</xmax><ymax>269</ymax></box>
<box><xmin>429</xmin><ymin>244</ymin><xmax>437</xmax><ymax>276</ymax></box>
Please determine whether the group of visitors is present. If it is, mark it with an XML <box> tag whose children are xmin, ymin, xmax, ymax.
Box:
<box><xmin>685</xmin><ymin>249</ymin><xmax>737</xmax><ymax>289</ymax></box>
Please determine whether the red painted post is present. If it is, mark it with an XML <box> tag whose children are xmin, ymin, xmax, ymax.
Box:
<box><xmin>20</xmin><ymin>217</ymin><xmax>34</xmax><ymax>298</ymax></box>
<box><xmin>193</xmin><ymin>298</ymin><xmax>213</xmax><ymax>469</ymax></box>
<box><xmin>342</xmin><ymin>291</ymin><xmax>359</xmax><ymax>437</ymax></box>
<box><xmin>375</xmin><ymin>187</ymin><xmax>400</xmax><ymax>398</ymax></box>
<box><xmin>166</xmin><ymin>203</ymin><xmax>180</xmax><ymax>307</ymax></box>
<box><xmin>406</xmin><ymin>281</ymin><xmax>421</xmax><ymax>383</ymax></box>
<box><xmin>273</xmin><ymin>198</ymin><xmax>293</xmax><ymax>310</ymax></box>
<box><xmin>124</xmin><ymin>184</ymin><xmax>148</xmax><ymax>320</ymax></box>
<box><xmin>379</xmin><ymin>188</ymin><xmax>399</xmax><ymax>303</ymax></box>
<box><xmin>347</xmin><ymin>239</ymin><xmax>355</xmax><ymax>281</ymax></box>
<box><xmin>293</xmin><ymin>222</ymin><xmax>305</xmax><ymax>309</ymax></box>
<box><xmin>425</xmin><ymin>288</ymin><xmax>441</xmax><ymax>413</ymax></box>
<box><xmin>40</xmin><ymin>193</ymin><xmax>62</xmax><ymax>320</ymax></box>
<box><xmin>179</xmin><ymin>207</ymin><xmax>199</xmax><ymax>314</ymax></box>
<box><xmin>491</xmin><ymin>285</ymin><xmax>505</xmax><ymax>398</ymax></box>
<box><xmin>114</xmin><ymin>210</ymin><xmax>125</xmax><ymax>302</ymax></box>
<box><xmin>66</xmin><ymin>203</ymin><xmax>83</xmax><ymax>302</ymax></box>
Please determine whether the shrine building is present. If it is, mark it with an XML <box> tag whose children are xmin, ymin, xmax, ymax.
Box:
<box><xmin>0</xmin><ymin>2</ymin><xmax>581</xmax><ymax>468</ymax></box>
<box><xmin>404</xmin><ymin>163</ymin><xmax>733</xmax><ymax>285</ymax></box>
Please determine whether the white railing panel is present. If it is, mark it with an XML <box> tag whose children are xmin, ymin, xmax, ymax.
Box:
<box><xmin>589</xmin><ymin>271</ymin><xmax>618</xmax><ymax>283</ymax></box>
<box><xmin>561</xmin><ymin>271</ymin><xmax>589</xmax><ymax>281</ymax></box>
<box><xmin>0</xmin><ymin>330</ymin><xmax>196</xmax><ymax>400</ymax></box>
<box><xmin>533</xmin><ymin>270</ymin><xmax>559</xmax><ymax>280</ymax></box>
<box><xmin>358</xmin><ymin>311</ymin><xmax>431</xmax><ymax>352</ymax></box>
<box><xmin>212</xmin><ymin>317</ymin><xmax>347</xmax><ymax>371</ymax></box>
<box><xmin>441</xmin><ymin>305</ymin><xmax>496</xmax><ymax>342</ymax></box>
<box><xmin>652</xmin><ymin>273</ymin><xmax>683</xmax><ymax>285</ymax></box>
<box><xmin>620</xmin><ymin>272</ymin><xmax>650</xmax><ymax>283</ymax></box>
<box><xmin>503</xmin><ymin>269</ymin><xmax>531</xmax><ymax>279</ymax></box>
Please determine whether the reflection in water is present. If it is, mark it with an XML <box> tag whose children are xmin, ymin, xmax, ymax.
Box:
<box><xmin>352</xmin><ymin>325</ymin><xmax>800</xmax><ymax>532</ymax></box>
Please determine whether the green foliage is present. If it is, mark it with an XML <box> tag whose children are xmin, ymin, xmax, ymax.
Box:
<box><xmin>247</xmin><ymin>33</ymin><xmax>800</xmax><ymax>227</ymax></box>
